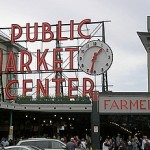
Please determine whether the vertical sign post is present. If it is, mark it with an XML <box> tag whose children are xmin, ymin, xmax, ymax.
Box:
<box><xmin>91</xmin><ymin>91</ymin><xmax>100</xmax><ymax>150</ymax></box>
<box><xmin>8</xmin><ymin>111</ymin><xmax>13</xmax><ymax>140</ymax></box>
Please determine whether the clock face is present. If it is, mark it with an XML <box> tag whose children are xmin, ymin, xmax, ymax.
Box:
<box><xmin>78</xmin><ymin>40</ymin><xmax>113</xmax><ymax>75</ymax></box>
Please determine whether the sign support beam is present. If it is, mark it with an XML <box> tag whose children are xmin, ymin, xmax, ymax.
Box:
<box><xmin>91</xmin><ymin>91</ymin><xmax>100</xmax><ymax>150</ymax></box>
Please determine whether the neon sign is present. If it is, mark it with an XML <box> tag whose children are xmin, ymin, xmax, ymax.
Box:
<box><xmin>11</xmin><ymin>19</ymin><xmax>91</xmax><ymax>43</ymax></box>
<box><xmin>1</xmin><ymin>19</ymin><xmax>96</xmax><ymax>100</ymax></box>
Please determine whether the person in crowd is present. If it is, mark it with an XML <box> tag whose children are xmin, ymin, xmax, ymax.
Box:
<box><xmin>118</xmin><ymin>138</ymin><xmax>126</xmax><ymax>150</ymax></box>
<box><xmin>1</xmin><ymin>137</ymin><xmax>9</xmax><ymax>147</ymax></box>
<box><xmin>144</xmin><ymin>139</ymin><xmax>150</xmax><ymax>150</ymax></box>
<box><xmin>111</xmin><ymin>137</ymin><xmax>116</xmax><ymax>150</ymax></box>
<box><xmin>80</xmin><ymin>138</ymin><xmax>87</xmax><ymax>149</ymax></box>
<box><xmin>63</xmin><ymin>136</ymin><xmax>67</xmax><ymax>144</ymax></box>
<box><xmin>141</xmin><ymin>136</ymin><xmax>148</xmax><ymax>150</ymax></box>
<box><xmin>102</xmin><ymin>138</ymin><xmax>110</xmax><ymax>150</ymax></box>
<box><xmin>108</xmin><ymin>138</ymin><xmax>115</xmax><ymax>150</ymax></box>
<box><xmin>132</xmin><ymin>136</ymin><xmax>141</xmax><ymax>150</ymax></box>
<box><xmin>53</xmin><ymin>135</ymin><xmax>56</xmax><ymax>139</ymax></box>
<box><xmin>74</xmin><ymin>136</ymin><xmax>80</xmax><ymax>145</ymax></box>
<box><xmin>116</xmin><ymin>134</ymin><xmax>121</xmax><ymax>150</ymax></box>
<box><xmin>86</xmin><ymin>136</ymin><xmax>91</xmax><ymax>150</ymax></box>
<box><xmin>8</xmin><ymin>139</ymin><xmax>13</xmax><ymax>146</ymax></box>
<box><xmin>66</xmin><ymin>137</ymin><xmax>77</xmax><ymax>150</ymax></box>
<box><xmin>60</xmin><ymin>137</ymin><xmax>65</xmax><ymax>142</ymax></box>
<box><xmin>136</xmin><ymin>137</ymin><xmax>141</xmax><ymax>150</ymax></box>
<box><xmin>127</xmin><ymin>135</ymin><xmax>133</xmax><ymax>150</ymax></box>
<box><xmin>138</xmin><ymin>137</ymin><xmax>143</xmax><ymax>150</ymax></box>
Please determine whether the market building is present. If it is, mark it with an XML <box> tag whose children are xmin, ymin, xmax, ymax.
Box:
<box><xmin>0</xmin><ymin>31</ymin><xmax>24</xmax><ymax>101</ymax></box>
<box><xmin>0</xmin><ymin>18</ymin><xmax>150</xmax><ymax>149</ymax></box>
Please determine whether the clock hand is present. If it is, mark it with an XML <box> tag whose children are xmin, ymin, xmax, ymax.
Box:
<box><xmin>90</xmin><ymin>48</ymin><xmax>102</xmax><ymax>74</ymax></box>
<box><xmin>90</xmin><ymin>53</ymin><xmax>97</xmax><ymax>73</ymax></box>
<box><xmin>90</xmin><ymin>61</ymin><xmax>95</xmax><ymax>74</ymax></box>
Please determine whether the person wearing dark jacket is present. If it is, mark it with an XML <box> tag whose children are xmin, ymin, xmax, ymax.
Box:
<box><xmin>144</xmin><ymin>139</ymin><xmax>150</xmax><ymax>150</ymax></box>
<box><xmin>66</xmin><ymin>137</ymin><xmax>77</xmax><ymax>150</ymax></box>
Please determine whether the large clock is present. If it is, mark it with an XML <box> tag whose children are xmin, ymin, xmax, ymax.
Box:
<box><xmin>78</xmin><ymin>40</ymin><xmax>113</xmax><ymax>75</ymax></box>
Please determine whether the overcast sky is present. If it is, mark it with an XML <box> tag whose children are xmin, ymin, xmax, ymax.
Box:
<box><xmin>0</xmin><ymin>0</ymin><xmax>150</xmax><ymax>93</ymax></box>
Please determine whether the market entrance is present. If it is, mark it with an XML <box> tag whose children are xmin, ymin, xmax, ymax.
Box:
<box><xmin>0</xmin><ymin>110</ymin><xmax>91</xmax><ymax>141</ymax></box>
<box><xmin>1</xmin><ymin>109</ymin><xmax>150</xmax><ymax>140</ymax></box>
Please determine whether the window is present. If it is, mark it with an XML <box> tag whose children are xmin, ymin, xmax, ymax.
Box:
<box><xmin>6</xmin><ymin>148</ymin><xmax>27</xmax><ymax>150</ymax></box>
<box><xmin>20</xmin><ymin>141</ymin><xmax>35</xmax><ymax>146</ymax></box>
<box><xmin>20</xmin><ymin>140</ymin><xmax>51</xmax><ymax>149</ymax></box>
<box><xmin>35</xmin><ymin>141</ymin><xmax>51</xmax><ymax>149</ymax></box>
<box><xmin>51</xmin><ymin>141</ymin><xmax>64</xmax><ymax>149</ymax></box>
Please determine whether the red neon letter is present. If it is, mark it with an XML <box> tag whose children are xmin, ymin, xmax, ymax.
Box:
<box><xmin>11</xmin><ymin>24</ymin><xmax>22</xmax><ymax>43</ymax></box>
<box><xmin>140</xmin><ymin>100</ymin><xmax>146</xmax><ymax>110</ymax></box>
<box><xmin>26</xmin><ymin>23</ymin><xmax>38</xmax><ymax>42</ymax></box>
<box><xmin>52</xmin><ymin>78</ymin><xmax>65</xmax><ymax>96</ymax></box>
<box><xmin>104</xmin><ymin>100</ymin><xmax>110</xmax><ymax>109</ymax></box>
<box><xmin>37</xmin><ymin>49</ymin><xmax>48</xmax><ymax>71</ymax></box>
<box><xmin>68</xmin><ymin>78</ymin><xmax>78</xmax><ymax>99</ymax></box>
<box><xmin>78</xmin><ymin>19</ymin><xmax>91</xmax><ymax>39</ymax></box>
<box><xmin>5</xmin><ymin>80</ymin><xmax>18</xmax><ymax>99</ymax></box>
<box><xmin>53</xmin><ymin>48</ymin><xmax>63</xmax><ymax>71</ymax></box>
<box><xmin>37</xmin><ymin>79</ymin><xmax>49</xmax><ymax>97</ymax></box>
<box><xmin>5</xmin><ymin>51</ymin><xmax>17</xmax><ymax>73</ymax></box>
<box><xmin>0</xmin><ymin>50</ymin><xmax>3</xmax><ymax>74</ymax></box>
<box><xmin>70</xmin><ymin>20</ymin><xmax>74</xmax><ymax>40</ymax></box>
<box><xmin>130</xmin><ymin>100</ymin><xmax>138</xmax><ymax>110</ymax></box>
<box><xmin>110</xmin><ymin>100</ymin><xmax>119</xmax><ymax>110</ymax></box>
<box><xmin>65</xmin><ymin>48</ymin><xmax>78</xmax><ymax>69</ymax></box>
<box><xmin>20</xmin><ymin>50</ymin><xmax>32</xmax><ymax>73</ymax></box>
<box><xmin>83</xmin><ymin>78</ymin><xmax>94</xmax><ymax>97</ymax></box>
<box><xmin>23</xmin><ymin>79</ymin><xmax>32</xmax><ymax>96</ymax></box>
<box><xmin>57</xmin><ymin>21</ymin><xmax>68</xmax><ymax>41</ymax></box>
<box><xmin>120</xmin><ymin>100</ymin><xmax>128</xmax><ymax>110</ymax></box>
<box><xmin>42</xmin><ymin>22</ymin><xmax>54</xmax><ymax>42</ymax></box>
